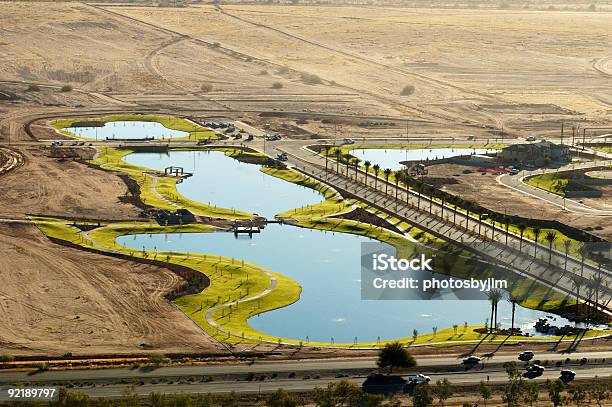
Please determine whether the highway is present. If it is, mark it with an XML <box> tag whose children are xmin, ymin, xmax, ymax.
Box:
<box><xmin>2</xmin><ymin>351</ymin><xmax>610</xmax><ymax>384</ymax></box>
<box><xmin>2</xmin><ymin>359</ymin><xmax>610</xmax><ymax>398</ymax></box>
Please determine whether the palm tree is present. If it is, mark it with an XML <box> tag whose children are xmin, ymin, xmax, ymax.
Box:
<box><xmin>352</xmin><ymin>158</ymin><xmax>361</xmax><ymax>179</ymax></box>
<box><xmin>570</xmin><ymin>274</ymin><xmax>583</xmax><ymax>320</ymax></box>
<box><xmin>533</xmin><ymin>228</ymin><xmax>541</xmax><ymax>258</ymax></box>
<box><xmin>487</xmin><ymin>288</ymin><xmax>503</xmax><ymax>333</ymax></box>
<box><xmin>372</xmin><ymin>164</ymin><xmax>380</xmax><ymax>190</ymax></box>
<box><xmin>563</xmin><ymin>240</ymin><xmax>572</xmax><ymax>271</ymax></box>
<box><xmin>364</xmin><ymin>160</ymin><xmax>371</xmax><ymax>185</ymax></box>
<box><xmin>383</xmin><ymin>168</ymin><xmax>392</xmax><ymax>195</ymax></box>
<box><xmin>544</xmin><ymin>231</ymin><xmax>557</xmax><ymax>264</ymax></box>
<box><xmin>507</xmin><ymin>295</ymin><xmax>520</xmax><ymax>334</ymax></box>
<box><xmin>504</xmin><ymin>217</ymin><xmax>510</xmax><ymax>245</ymax></box>
<box><xmin>334</xmin><ymin>149</ymin><xmax>342</xmax><ymax>173</ymax></box>
<box><xmin>518</xmin><ymin>224</ymin><xmax>527</xmax><ymax>253</ymax></box>
<box><xmin>394</xmin><ymin>171</ymin><xmax>402</xmax><ymax>201</ymax></box>
<box><xmin>343</xmin><ymin>154</ymin><xmax>352</xmax><ymax>175</ymax></box>
<box><xmin>589</xmin><ymin>274</ymin><xmax>603</xmax><ymax>317</ymax></box>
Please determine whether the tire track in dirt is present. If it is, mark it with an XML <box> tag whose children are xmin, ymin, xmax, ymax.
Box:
<box><xmin>593</xmin><ymin>56</ymin><xmax>612</xmax><ymax>77</ymax></box>
<box><xmin>143</xmin><ymin>35</ymin><xmax>191</xmax><ymax>92</ymax></box>
<box><xmin>85</xmin><ymin>3</ymin><xmax>458</xmax><ymax>123</ymax></box>
<box><xmin>217</xmin><ymin>6</ymin><xmax>498</xmax><ymax>101</ymax></box>
<box><xmin>0</xmin><ymin>148</ymin><xmax>25</xmax><ymax>176</ymax></box>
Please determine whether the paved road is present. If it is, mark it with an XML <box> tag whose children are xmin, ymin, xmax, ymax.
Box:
<box><xmin>8</xmin><ymin>365</ymin><xmax>612</xmax><ymax>398</ymax></box>
<box><xmin>3</xmin><ymin>352</ymin><xmax>610</xmax><ymax>384</ymax></box>
<box><xmin>498</xmin><ymin>152</ymin><xmax>612</xmax><ymax>215</ymax></box>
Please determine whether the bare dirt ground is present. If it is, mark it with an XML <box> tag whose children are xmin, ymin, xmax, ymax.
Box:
<box><xmin>0</xmin><ymin>223</ymin><xmax>223</xmax><ymax>357</ymax></box>
<box><xmin>0</xmin><ymin>145</ymin><xmax>137</xmax><ymax>220</ymax></box>
<box><xmin>425</xmin><ymin>163</ymin><xmax>612</xmax><ymax>240</ymax></box>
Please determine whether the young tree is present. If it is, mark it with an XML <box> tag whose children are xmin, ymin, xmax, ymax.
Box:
<box><xmin>266</xmin><ymin>388</ymin><xmax>302</xmax><ymax>407</ymax></box>
<box><xmin>413</xmin><ymin>384</ymin><xmax>434</xmax><ymax>407</ymax></box>
<box><xmin>376</xmin><ymin>341</ymin><xmax>416</xmax><ymax>374</ymax></box>
<box><xmin>589</xmin><ymin>379</ymin><xmax>611</xmax><ymax>407</ymax></box>
<box><xmin>518</xmin><ymin>224</ymin><xmax>527</xmax><ymax>253</ymax></box>
<box><xmin>523</xmin><ymin>381</ymin><xmax>539</xmax><ymax>407</ymax></box>
<box><xmin>568</xmin><ymin>385</ymin><xmax>587</xmax><ymax>407</ymax></box>
<box><xmin>479</xmin><ymin>381</ymin><xmax>492</xmax><ymax>407</ymax></box>
<box><xmin>547</xmin><ymin>379</ymin><xmax>565</xmax><ymax>407</ymax></box>
<box><xmin>433</xmin><ymin>378</ymin><xmax>453</xmax><ymax>406</ymax></box>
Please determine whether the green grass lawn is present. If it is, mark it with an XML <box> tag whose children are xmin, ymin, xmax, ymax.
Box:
<box><xmin>51</xmin><ymin>114</ymin><xmax>218</xmax><ymax>141</ymax></box>
<box><xmin>525</xmin><ymin>172</ymin><xmax>568</xmax><ymax>196</ymax></box>
<box><xmin>91</xmin><ymin>147</ymin><xmax>255</xmax><ymax>219</ymax></box>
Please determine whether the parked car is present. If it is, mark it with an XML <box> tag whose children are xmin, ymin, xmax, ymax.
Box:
<box><xmin>518</xmin><ymin>351</ymin><xmax>534</xmax><ymax>361</ymax></box>
<box><xmin>50</xmin><ymin>141</ymin><xmax>63</xmax><ymax>147</ymax></box>
<box><xmin>246</xmin><ymin>134</ymin><xmax>254</xmax><ymax>141</ymax></box>
<box><xmin>408</xmin><ymin>374</ymin><xmax>431</xmax><ymax>384</ymax></box>
<box><xmin>462</xmin><ymin>356</ymin><xmax>481</xmax><ymax>365</ymax></box>
<box><xmin>560</xmin><ymin>370</ymin><xmax>576</xmax><ymax>382</ymax></box>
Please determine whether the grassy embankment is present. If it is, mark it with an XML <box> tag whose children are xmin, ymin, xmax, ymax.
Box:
<box><xmin>91</xmin><ymin>147</ymin><xmax>254</xmax><ymax>220</ymax></box>
<box><xmin>261</xmin><ymin>167</ymin><xmax>578</xmax><ymax>316</ymax></box>
<box><xmin>525</xmin><ymin>172</ymin><xmax>568</xmax><ymax>196</ymax></box>
<box><xmin>51</xmin><ymin>114</ymin><xmax>217</xmax><ymax>141</ymax></box>
<box><xmin>326</xmin><ymin>145</ymin><xmax>591</xmax><ymax>257</ymax></box>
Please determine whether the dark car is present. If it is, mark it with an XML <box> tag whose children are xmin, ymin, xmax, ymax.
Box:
<box><xmin>518</xmin><ymin>351</ymin><xmax>534</xmax><ymax>361</ymax></box>
<box><xmin>560</xmin><ymin>370</ymin><xmax>576</xmax><ymax>382</ymax></box>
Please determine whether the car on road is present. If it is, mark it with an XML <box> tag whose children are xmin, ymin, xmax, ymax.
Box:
<box><xmin>50</xmin><ymin>141</ymin><xmax>63</xmax><ymax>147</ymax></box>
<box><xmin>509</xmin><ymin>168</ymin><xmax>520</xmax><ymax>175</ymax></box>
<box><xmin>560</xmin><ymin>370</ymin><xmax>576</xmax><ymax>382</ymax></box>
<box><xmin>408</xmin><ymin>374</ymin><xmax>431</xmax><ymax>384</ymax></box>
<box><xmin>523</xmin><ymin>364</ymin><xmax>545</xmax><ymax>379</ymax></box>
<box><xmin>526</xmin><ymin>136</ymin><xmax>536</xmax><ymax>142</ymax></box>
<box><xmin>343</xmin><ymin>138</ymin><xmax>355</xmax><ymax>145</ymax></box>
<box><xmin>518</xmin><ymin>351</ymin><xmax>534</xmax><ymax>361</ymax></box>
<box><xmin>245</xmin><ymin>134</ymin><xmax>254</xmax><ymax>141</ymax></box>
<box><xmin>265</xmin><ymin>134</ymin><xmax>281</xmax><ymax>141</ymax></box>
<box><xmin>277</xmin><ymin>152</ymin><xmax>288</xmax><ymax>161</ymax></box>
<box><xmin>462</xmin><ymin>356</ymin><xmax>481</xmax><ymax>365</ymax></box>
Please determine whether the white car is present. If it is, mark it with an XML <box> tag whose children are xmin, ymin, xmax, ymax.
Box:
<box><xmin>408</xmin><ymin>374</ymin><xmax>431</xmax><ymax>384</ymax></box>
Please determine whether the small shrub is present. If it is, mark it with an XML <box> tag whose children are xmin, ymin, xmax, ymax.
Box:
<box><xmin>60</xmin><ymin>85</ymin><xmax>73</xmax><ymax>92</ymax></box>
<box><xmin>400</xmin><ymin>84</ymin><xmax>415</xmax><ymax>96</ymax></box>
<box><xmin>258</xmin><ymin>69</ymin><xmax>268</xmax><ymax>75</ymax></box>
<box><xmin>200</xmin><ymin>83</ymin><xmax>213</xmax><ymax>92</ymax></box>
<box><xmin>26</xmin><ymin>84</ymin><xmax>40</xmax><ymax>92</ymax></box>
<box><xmin>587</xmin><ymin>4</ymin><xmax>596</xmax><ymax>11</ymax></box>
<box><xmin>271</xmin><ymin>82</ymin><xmax>283</xmax><ymax>89</ymax></box>
<box><xmin>300</xmin><ymin>73</ymin><xmax>323</xmax><ymax>85</ymax></box>
<box><xmin>277</xmin><ymin>66</ymin><xmax>290</xmax><ymax>75</ymax></box>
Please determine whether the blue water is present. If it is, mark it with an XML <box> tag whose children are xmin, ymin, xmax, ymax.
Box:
<box><xmin>352</xmin><ymin>148</ymin><xmax>498</xmax><ymax>170</ymax></box>
<box><xmin>118</xmin><ymin>225</ymin><xmax>560</xmax><ymax>343</ymax></box>
<box><xmin>65</xmin><ymin>121</ymin><xmax>188</xmax><ymax>140</ymax></box>
<box><xmin>123</xmin><ymin>150</ymin><xmax>324</xmax><ymax>219</ymax></box>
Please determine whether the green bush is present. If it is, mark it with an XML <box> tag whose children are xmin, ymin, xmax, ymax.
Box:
<box><xmin>60</xmin><ymin>84</ymin><xmax>73</xmax><ymax>92</ymax></box>
<box><xmin>271</xmin><ymin>82</ymin><xmax>283</xmax><ymax>89</ymax></box>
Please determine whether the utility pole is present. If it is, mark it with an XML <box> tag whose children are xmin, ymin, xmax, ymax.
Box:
<box><xmin>560</xmin><ymin>122</ymin><xmax>564</xmax><ymax>145</ymax></box>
